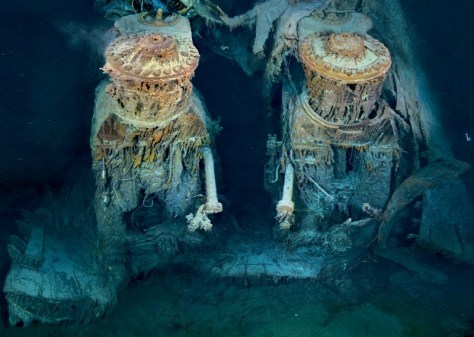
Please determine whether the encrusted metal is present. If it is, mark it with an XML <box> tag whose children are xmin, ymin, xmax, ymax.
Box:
<box><xmin>299</xmin><ymin>32</ymin><xmax>391</xmax><ymax>124</ymax></box>
<box><xmin>103</xmin><ymin>32</ymin><xmax>199</xmax><ymax>123</ymax></box>
<box><xmin>104</xmin><ymin>33</ymin><xmax>199</xmax><ymax>82</ymax></box>
<box><xmin>267</xmin><ymin>30</ymin><xmax>398</xmax><ymax>233</ymax></box>
<box><xmin>90</xmin><ymin>13</ymin><xmax>221</xmax><ymax>304</ymax></box>
<box><xmin>4</xmin><ymin>228</ymin><xmax>108</xmax><ymax>326</ymax></box>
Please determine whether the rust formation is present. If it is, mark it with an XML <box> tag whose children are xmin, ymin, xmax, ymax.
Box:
<box><xmin>266</xmin><ymin>31</ymin><xmax>398</xmax><ymax>231</ymax></box>
<box><xmin>103</xmin><ymin>32</ymin><xmax>199</xmax><ymax>124</ymax></box>
<box><xmin>89</xmin><ymin>16</ymin><xmax>218</xmax><ymax>295</ymax></box>
<box><xmin>92</xmin><ymin>31</ymin><xmax>208</xmax><ymax>172</ymax></box>
<box><xmin>299</xmin><ymin>32</ymin><xmax>391</xmax><ymax>124</ymax></box>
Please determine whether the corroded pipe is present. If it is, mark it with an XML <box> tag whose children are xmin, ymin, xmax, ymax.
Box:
<box><xmin>277</xmin><ymin>162</ymin><xmax>295</xmax><ymax>216</ymax></box>
<box><xmin>201</xmin><ymin>146</ymin><xmax>222</xmax><ymax>214</ymax></box>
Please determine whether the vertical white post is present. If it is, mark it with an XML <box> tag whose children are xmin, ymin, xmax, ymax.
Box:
<box><xmin>201</xmin><ymin>146</ymin><xmax>223</xmax><ymax>214</ymax></box>
<box><xmin>277</xmin><ymin>162</ymin><xmax>295</xmax><ymax>216</ymax></box>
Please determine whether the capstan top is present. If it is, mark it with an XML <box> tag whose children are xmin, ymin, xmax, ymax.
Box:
<box><xmin>103</xmin><ymin>33</ymin><xmax>199</xmax><ymax>83</ymax></box>
<box><xmin>299</xmin><ymin>32</ymin><xmax>391</xmax><ymax>83</ymax></box>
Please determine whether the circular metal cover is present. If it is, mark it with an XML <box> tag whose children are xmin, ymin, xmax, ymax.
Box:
<box><xmin>104</xmin><ymin>33</ymin><xmax>199</xmax><ymax>83</ymax></box>
<box><xmin>299</xmin><ymin>33</ymin><xmax>391</xmax><ymax>82</ymax></box>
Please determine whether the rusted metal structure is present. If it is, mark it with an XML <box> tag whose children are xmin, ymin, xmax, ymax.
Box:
<box><xmin>268</xmin><ymin>32</ymin><xmax>399</xmax><ymax>232</ymax></box>
<box><xmin>3</xmin><ymin>11</ymin><xmax>222</xmax><ymax>327</ymax></box>
<box><xmin>91</xmin><ymin>11</ymin><xmax>222</xmax><ymax>285</ymax></box>
<box><xmin>299</xmin><ymin>32</ymin><xmax>391</xmax><ymax>124</ymax></box>
<box><xmin>4</xmin><ymin>0</ymin><xmax>474</xmax><ymax>329</ymax></box>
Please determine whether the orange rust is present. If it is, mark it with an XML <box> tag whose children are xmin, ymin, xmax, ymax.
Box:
<box><xmin>298</xmin><ymin>32</ymin><xmax>392</xmax><ymax>124</ymax></box>
<box><xmin>102</xmin><ymin>33</ymin><xmax>200</xmax><ymax>123</ymax></box>
<box><xmin>299</xmin><ymin>32</ymin><xmax>391</xmax><ymax>83</ymax></box>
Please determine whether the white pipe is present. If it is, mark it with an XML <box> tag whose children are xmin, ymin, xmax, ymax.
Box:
<box><xmin>276</xmin><ymin>162</ymin><xmax>295</xmax><ymax>215</ymax></box>
<box><xmin>201</xmin><ymin>146</ymin><xmax>222</xmax><ymax>214</ymax></box>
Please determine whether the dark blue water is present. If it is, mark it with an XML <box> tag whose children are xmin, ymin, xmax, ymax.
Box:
<box><xmin>0</xmin><ymin>0</ymin><xmax>102</xmax><ymax>185</ymax></box>
<box><xmin>401</xmin><ymin>0</ymin><xmax>474</xmax><ymax>195</ymax></box>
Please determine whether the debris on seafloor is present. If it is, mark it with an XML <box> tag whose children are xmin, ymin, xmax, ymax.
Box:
<box><xmin>4</xmin><ymin>0</ymin><xmax>474</xmax><ymax>328</ymax></box>
<box><xmin>377</xmin><ymin>158</ymin><xmax>470</xmax><ymax>248</ymax></box>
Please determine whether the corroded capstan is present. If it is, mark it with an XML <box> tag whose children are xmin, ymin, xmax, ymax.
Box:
<box><xmin>103</xmin><ymin>32</ymin><xmax>199</xmax><ymax>123</ymax></box>
<box><xmin>89</xmin><ymin>12</ymin><xmax>221</xmax><ymax>298</ymax></box>
<box><xmin>299</xmin><ymin>32</ymin><xmax>391</xmax><ymax>124</ymax></box>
